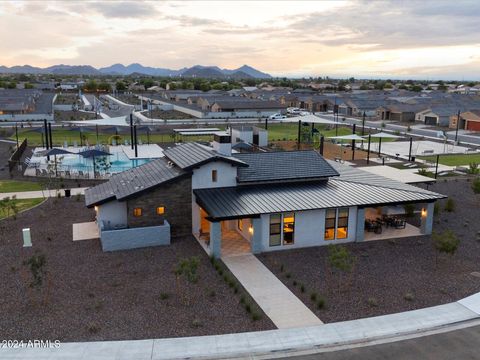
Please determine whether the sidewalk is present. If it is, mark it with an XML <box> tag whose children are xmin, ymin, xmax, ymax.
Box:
<box><xmin>0</xmin><ymin>187</ymin><xmax>87</xmax><ymax>200</ymax></box>
<box><xmin>2</xmin><ymin>293</ymin><xmax>479</xmax><ymax>360</ymax></box>
<box><xmin>223</xmin><ymin>254</ymin><xmax>323</xmax><ymax>329</ymax></box>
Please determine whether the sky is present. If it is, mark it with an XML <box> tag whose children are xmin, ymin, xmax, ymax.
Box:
<box><xmin>0</xmin><ymin>0</ymin><xmax>479</xmax><ymax>80</ymax></box>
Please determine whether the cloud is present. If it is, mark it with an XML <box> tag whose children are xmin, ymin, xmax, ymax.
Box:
<box><xmin>89</xmin><ymin>1</ymin><xmax>158</xmax><ymax>18</ymax></box>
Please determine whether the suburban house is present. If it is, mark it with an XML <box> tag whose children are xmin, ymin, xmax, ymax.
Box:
<box><xmin>376</xmin><ymin>103</ymin><xmax>428</xmax><ymax>122</ymax></box>
<box><xmin>85</xmin><ymin>139</ymin><xmax>445</xmax><ymax>255</ymax></box>
<box><xmin>210</xmin><ymin>100</ymin><xmax>286</xmax><ymax>116</ymax></box>
<box><xmin>450</xmin><ymin>110</ymin><xmax>480</xmax><ymax>131</ymax></box>
<box><xmin>415</xmin><ymin>106</ymin><xmax>460</xmax><ymax>127</ymax></box>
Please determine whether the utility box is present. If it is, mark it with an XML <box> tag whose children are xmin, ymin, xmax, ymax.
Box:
<box><xmin>22</xmin><ymin>228</ymin><xmax>32</xmax><ymax>247</ymax></box>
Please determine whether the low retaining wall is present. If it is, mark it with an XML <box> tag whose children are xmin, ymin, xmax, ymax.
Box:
<box><xmin>100</xmin><ymin>222</ymin><xmax>171</xmax><ymax>251</ymax></box>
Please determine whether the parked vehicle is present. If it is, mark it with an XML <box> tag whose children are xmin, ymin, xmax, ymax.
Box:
<box><xmin>269</xmin><ymin>113</ymin><xmax>287</xmax><ymax>120</ymax></box>
<box><xmin>287</xmin><ymin>107</ymin><xmax>301</xmax><ymax>114</ymax></box>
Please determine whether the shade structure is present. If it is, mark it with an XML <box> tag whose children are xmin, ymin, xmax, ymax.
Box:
<box><xmin>328</xmin><ymin>134</ymin><xmax>365</xmax><ymax>141</ymax></box>
<box><xmin>78</xmin><ymin>149</ymin><xmax>112</xmax><ymax>176</ymax></box>
<box><xmin>42</xmin><ymin>148</ymin><xmax>73</xmax><ymax>177</ymax></box>
<box><xmin>365</xmin><ymin>131</ymin><xmax>401</xmax><ymax>157</ymax></box>
<box><xmin>283</xmin><ymin>114</ymin><xmax>336</xmax><ymax>125</ymax></box>
<box><xmin>367</xmin><ymin>131</ymin><xmax>402</xmax><ymax>139</ymax></box>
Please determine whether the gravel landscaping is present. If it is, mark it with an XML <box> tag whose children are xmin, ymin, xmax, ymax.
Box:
<box><xmin>0</xmin><ymin>198</ymin><xmax>273</xmax><ymax>341</ymax></box>
<box><xmin>259</xmin><ymin>177</ymin><xmax>480</xmax><ymax>323</ymax></box>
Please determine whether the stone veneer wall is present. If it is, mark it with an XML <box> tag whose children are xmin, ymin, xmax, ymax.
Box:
<box><xmin>126</xmin><ymin>175</ymin><xmax>192</xmax><ymax>238</ymax></box>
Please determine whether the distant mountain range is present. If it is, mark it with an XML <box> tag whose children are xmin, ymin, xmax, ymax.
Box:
<box><xmin>0</xmin><ymin>63</ymin><xmax>272</xmax><ymax>79</ymax></box>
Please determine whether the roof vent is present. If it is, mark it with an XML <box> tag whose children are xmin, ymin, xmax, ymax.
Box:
<box><xmin>167</xmin><ymin>161</ymin><xmax>174</xmax><ymax>168</ymax></box>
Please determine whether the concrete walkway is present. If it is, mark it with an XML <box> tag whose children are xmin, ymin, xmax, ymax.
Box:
<box><xmin>222</xmin><ymin>254</ymin><xmax>323</xmax><ymax>329</ymax></box>
<box><xmin>0</xmin><ymin>187</ymin><xmax>87</xmax><ymax>200</ymax></box>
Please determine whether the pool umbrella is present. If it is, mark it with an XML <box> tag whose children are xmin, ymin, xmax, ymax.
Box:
<box><xmin>78</xmin><ymin>149</ymin><xmax>112</xmax><ymax>174</ymax></box>
<box><xmin>43</xmin><ymin>148</ymin><xmax>73</xmax><ymax>177</ymax></box>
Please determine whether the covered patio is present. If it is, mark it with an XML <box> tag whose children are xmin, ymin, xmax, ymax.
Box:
<box><xmin>359</xmin><ymin>202</ymin><xmax>434</xmax><ymax>242</ymax></box>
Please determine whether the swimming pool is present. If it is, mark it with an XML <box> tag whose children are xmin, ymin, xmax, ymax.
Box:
<box><xmin>60</xmin><ymin>149</ymin><xmax>151</xmax><ymax>174</ymax></box>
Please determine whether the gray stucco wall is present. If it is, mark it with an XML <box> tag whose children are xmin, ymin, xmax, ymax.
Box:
<box><xmin>100</xmin><ymin>222</ymin><xmax>171</xmax><ymax>252</ymax></box>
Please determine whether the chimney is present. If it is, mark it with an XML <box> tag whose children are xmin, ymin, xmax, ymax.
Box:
<box><xmin>213</xmin><ymin>133</ymin><xmax>232</xmax><ymax>156</ymax></box>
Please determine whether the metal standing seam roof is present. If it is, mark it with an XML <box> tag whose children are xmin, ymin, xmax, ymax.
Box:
<box><xmin>194</xmin><ymin>163</ymin><xmax>445</xmax><ymax>220</ymax></box>
<box><xmin>85</xmin><ymin>158</ymin><xmax>187</xmax><ymax>207</ymax></box>
<box><xmin>233</xmin><ymin>151</ymin><xmax>339</xmax><ymax>183</ymax></box>
<box><xmin>163</xmin><ymin>142</ymin><xmax>247</xmax><ymax>170</ymax></box>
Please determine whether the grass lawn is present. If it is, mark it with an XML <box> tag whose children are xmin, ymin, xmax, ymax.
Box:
<box><xmin>267</xmin><ymin>123</ymin><xmax>393</xmax><ymax>142</ymax></box>
<box><xmin>0</xmin><ymin>198</ymin><xmax>44</xmax><ymax>220</ymax></box>
<box><xmin>12</xmin><ymin>129</ymin><xmax>217</xmax><ymax>146</ymax></box>
<box><xmin>0</xmin><ymin>180</ymin><xmax>44</xmax><ymax>193</ymax></box>
<box><xmin>418</xmin><ymin>153</ymin><xmax>480</xmax><ymax>166</ymax></box>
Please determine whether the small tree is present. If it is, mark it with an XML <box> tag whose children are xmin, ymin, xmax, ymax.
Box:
<box><xmin>22</xmin><ymin>253</ymin><xmax>51</xmax><ymax>305</ymax></box>
<box><xmin>174</xmin><ymin>256</ymin><xmax>200</xmax><ymax>305</ymax></box>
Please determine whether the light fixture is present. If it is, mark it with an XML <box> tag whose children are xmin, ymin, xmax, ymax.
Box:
<box><xmin>248</xmin><ymin>226</ymin><xmax>254</xmax><ymax>235</ymax></box>
<box><xmin>421</xmin><ymin>208</ymin><xmax>427</xmax><ymax>217</ymax></box>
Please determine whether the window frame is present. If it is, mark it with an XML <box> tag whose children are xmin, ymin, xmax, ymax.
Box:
<box><xmin>133</xmin><ymin>207</ymin><xmax>143</xmax><ymax>217</ymax></box>
<box><xmin>211</xmin><ymin>169</ymin><xmax>218</xmax><ymax>182</ymax></box>
<box><xmin>324</xmin><ymin>208</ymin><xmax>349</xmax><ymax>241</ymax></box>
<box><xmin>156</xmin><ymin>206</ymin><xmax>165</xmax><ymax>215</ymax></box>
<box><xmin>269</xmin><ymin>213</ymin><xmax>295</xmax><ymax>247</ymax></box>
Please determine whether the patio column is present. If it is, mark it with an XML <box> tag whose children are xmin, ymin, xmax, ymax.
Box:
<box><xmin>210</xmin><ymin>221</ymin><xmax>222</xmax><ymax>258</ymax></box>
<box><xmin>250</xmin><ymin>217</ymin><xmax>263</xmax><ymax>254</ymax></box>
<box><xmin>420</xmin><ymin>202</ymin><xmax>435</xmax><ymax>235</ymax></box>
<box><xmin>355</xmin><ymin>208</ymin><xmax>365</xmax><ymax>242</ymax></box>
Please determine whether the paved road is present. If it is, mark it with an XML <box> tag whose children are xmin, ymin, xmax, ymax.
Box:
<box><xmin>290</xmin><ymin>324</ymin><xmax>480</xmax><ymax>360</ymax></box>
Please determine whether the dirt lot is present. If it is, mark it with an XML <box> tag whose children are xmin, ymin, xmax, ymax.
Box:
<box><xmin>259</xmin><ymin>178</ymin><xmax>480</xmax><ymax>323</ymax></box>
<box><xmin>0</xmin><ymin>198</ymin><xmax>273</xmax><ymax>341</ymax></box>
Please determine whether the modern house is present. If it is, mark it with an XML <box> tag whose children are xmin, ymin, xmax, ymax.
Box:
<box><xmin>85</xmin><ymin>139</ymin><xmax>445</xmax><ymax>255</ymax></box>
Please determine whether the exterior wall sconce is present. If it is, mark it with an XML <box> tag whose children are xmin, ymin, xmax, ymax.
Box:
<box><xmin>421</xmin><ymin>208</ymin><xmax>427</xmax><ymax>217</ymax></box>
<box><xmin>249</xmin><ymin>226</ymin><xmax>254</xmax><ymax>235</ymax></box>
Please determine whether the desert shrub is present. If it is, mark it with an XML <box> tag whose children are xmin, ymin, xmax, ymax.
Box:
<box><xmin>175</xmin><ymin>256</ymin><xmax>200</xmax><ymax>283</ymax></box>
<box><xmin>316</xmin><ymin>297</ymin><xmax>326</xmax><ymax>309</ymax></box>
<box><xmin>300</xmin><ymin>284</ymin><xmax>306</xmax><ymax>293</ymax></box>
<box><xmin>472</xmin><ymin>178</ymin><xmax>480</xmax><ymax>194</ymax></box>
<box><xmin>467</xmin><ymin>162</ymin><xmax>480</xmax><ymax>175</ymax></box>
<box><xmin>327</xmin><ymin>245</ymin><xmax>355</xmax><ymax>273</ymax></box>
<box><xmin>444</xmin><ymin>198</ymin><xmax>455</xmax><ymax>212</ymax></box>
<box><xmin>404</xmin><ymin>292</ymin><xmax>414</xmax><ymax>302</ymax></box>
<box><xmin>433</xmin><ymin>229</ymin><xmax>460</xmax><ymax>256</ymax></box>
<box><xmin>160</xmin><ymin>292</ymin><xmax>169</xmax><ymax>300</ymax></box>
<box><xmin>367</xmin><ymin>297</ymin><xmax>378</xmax><ymax>307</ymax></box>
<box><xmin>310</xmin><ymin>292</ymin><xmax>318</xmax><ymax>302</ymax></box>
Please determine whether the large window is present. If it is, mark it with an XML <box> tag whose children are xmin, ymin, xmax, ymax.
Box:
<box><xmin>269</xmin><ymin>214</ymin><xmax>282</xmax><ymax>246</ymax></box>
<box><xmin>337</xmin><ymin>208</ymin><xmax>349</xmax><ymax>239</ymax></box>
<box><xmin>269</xmin><ymin>213</ymin><xmax>295</xmax><ymax>246</ymax></box>
<box><xmin>283</xmin><ymin>213</ymin><xmax>295</xmax><ymax>245</ymax></box>
<box><xmin>325</xmin><ymin>209</ymin><xmax>336</xmax><ymax>240</ymax></box>
<box><xmin>325</xmin><ymin>208</ymin><xmax>349</xmax><ymax>240</ymax></box>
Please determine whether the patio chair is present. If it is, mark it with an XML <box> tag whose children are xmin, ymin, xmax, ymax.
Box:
<box><xmin>65</xmin><ymin>170</ymin><xmax>71</xmax><ymax>178</ymax></box>
<box><xmin>41</xmin><ymin>169</ymin><xmax>48</xmax><ymax>177</ymax></box>
<box><xmin>73</xmin><ymin>141</ymin><xmax>78</xmax><ymax>148</ymax></box>
<box><xmin>78</xmin><ymin>170</ymin><xmax>85</xmax><ymax>178</ymax></box>
<box><xmin>138</xmin><ymin>139</ymin><xmax>143</xmax><ymax>145</ymax></box>
<box><xmin>35</xmin><ymin>168</ymin><xmax>41</xmax><ymax>176</ymax></box>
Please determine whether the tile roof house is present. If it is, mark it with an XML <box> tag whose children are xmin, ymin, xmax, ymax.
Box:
<box><xmin>85</xmin><ymin>139</ymin><xmax>445</xmax><ymax>255</ymax></box>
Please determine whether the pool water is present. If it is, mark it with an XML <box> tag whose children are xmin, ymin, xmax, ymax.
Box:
<box><xmin>60</xmin><ymin>150</ymin><xmax>150</xmax><ymax>173</ymax></box>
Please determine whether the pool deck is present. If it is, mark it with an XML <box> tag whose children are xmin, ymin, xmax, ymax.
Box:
<box><xmin>120</xmin><ymin>144</ymin><xmax>164</xmax><ymax>159</ymax></box>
